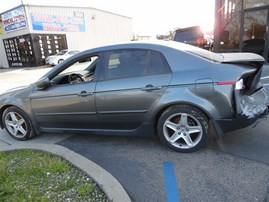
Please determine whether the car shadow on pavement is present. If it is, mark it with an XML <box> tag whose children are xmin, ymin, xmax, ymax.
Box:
<box><xmin>208</xmin><ymin>120</ymin><xmax>269</xmax><ymax>165</ymax></box>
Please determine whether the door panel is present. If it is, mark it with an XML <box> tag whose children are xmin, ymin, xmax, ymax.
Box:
<box><xmin>95</xmin><ymin>74</ymin><xmax>172</xmax><ymax>130</ymax></box>
<box><xmin>30</xmin><ymin>82</ymin><xmax>97</xmax><ymax>129</ymax></box>
<box><xmin>95</xmin><ymin>49</ymin><xmax>172</xmax><ymax>130</ymax></box>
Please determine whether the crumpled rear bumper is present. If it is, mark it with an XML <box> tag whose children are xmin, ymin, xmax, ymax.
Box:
<box><xmin>212</xmin><ymin>86</ymin><xmax>269</xmax><ymax>138</ymax></box>
<box><xmin>212</xmin><ymin>109</ymin><xmax>268</xmax><ymax>138</ymax></box>
<box><xmin>237</xmin><ymin>87</ymin><xmax>269</xmax><ymax>118</ymax></box>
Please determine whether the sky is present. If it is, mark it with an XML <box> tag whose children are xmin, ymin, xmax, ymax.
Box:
<box><xmin>0</xmin><ymin>0</ymin><xmax>215</xmax><ymax>35</ymax></box>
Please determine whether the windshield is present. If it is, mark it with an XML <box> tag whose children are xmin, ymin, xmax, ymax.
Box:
<box><xmin>56</xmin><ymin>50</ymin><xmax>68</xmax><ymax>55</ymax></box>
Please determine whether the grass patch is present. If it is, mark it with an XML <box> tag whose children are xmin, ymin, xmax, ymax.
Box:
<box><xmin>0</xmin><ymin>149</ymin><xmax>108</xmax><ymax>201</ymax></box>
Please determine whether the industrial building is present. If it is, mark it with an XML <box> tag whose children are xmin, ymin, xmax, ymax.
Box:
<box><xmin>0</xmin><ymin>4</ymin><xmax>132</xmax><ymax>68</ymax></box>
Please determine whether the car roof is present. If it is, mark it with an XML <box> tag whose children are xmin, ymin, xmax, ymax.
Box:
<box><xmin>86</xmin><ymin>40</ymin><xmax>190</xmax><ymax>52</ymax></box>
<box><xmin>86</xmin><ymin>40</ymin><xmax>223</xmax><ymax>62</ymax></box>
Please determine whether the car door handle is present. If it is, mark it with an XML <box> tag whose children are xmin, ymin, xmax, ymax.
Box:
<box><xmin>77</xmin><ymin>91</ymin><xmax>93</xmax><ymax>97</ymax></box>
<box><xmin>141</xmin><ymin>85</ymin><xmax>162</xmax><ymax>91</ymax></box>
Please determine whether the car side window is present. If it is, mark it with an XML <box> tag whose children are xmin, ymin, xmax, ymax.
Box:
<box><xmin>148</xmin><ymin>51</ymin><xmax>171</xmax><ymax>75</ymax></box>
<box><xmin>51</xmin><ymin>55</ymin><xmax>99</xmax><ymax>85</ymax></box>
<box><xmin>104</xmin><ymin>49</ymin><xmax>171</xmax><ymax>80</ymax></box>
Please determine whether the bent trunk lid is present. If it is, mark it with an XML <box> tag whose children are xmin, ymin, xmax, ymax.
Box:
<box><xmin>223</xmin><ymin>53</ymin><xmax>269</xmax><ymax>118</ymax></box>
<box><xmin>221</xmin><ymin>52</ymin><xmax>264</xmax><ymax>93</ymax></box>
<box><xmin>220</xmin><ymin>52</ymin><xmax>264</xmax><ymax>63</ymax></box>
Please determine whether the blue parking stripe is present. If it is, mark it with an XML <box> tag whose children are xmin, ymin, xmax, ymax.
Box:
<box><xmin>163</xmin><ymin>162</ymin><xmax>180</xmax><ymax>202</ymax></box>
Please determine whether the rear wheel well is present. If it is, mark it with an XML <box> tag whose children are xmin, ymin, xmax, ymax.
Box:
<box><xmin>154</xmin><ymin>103</ymin><xmax>211</xmax><ymax>133</ymax></box>
<box><xmin>58</xmin><ymin>59</ymin><xmax>64</xmax><ymax>64</ymax></box>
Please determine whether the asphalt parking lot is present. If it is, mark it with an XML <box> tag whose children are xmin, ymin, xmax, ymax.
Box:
<box><xmin>0</xmin><ymin>65</ymin><xmax>269</xmax><ymax>201</ymax></box>
<box><xmin>57</xmin><ymin>124</ymin><xmax>269</xmax><ymax>201</ymax></box>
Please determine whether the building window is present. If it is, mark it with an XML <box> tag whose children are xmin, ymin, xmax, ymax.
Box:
<box><xmin>215</xmin><ymin>0</ymin><xmax>269</xmax><ymax>62</ymax></box>
<box><xmin>218</xmin><ymin>0</ymin><xmax>242</xmax><ymax>51</ymax></box>
<box><xmin>244</xmin><ymin>0</ymin><xmax>269</xmax><ymax>9</ymax></box>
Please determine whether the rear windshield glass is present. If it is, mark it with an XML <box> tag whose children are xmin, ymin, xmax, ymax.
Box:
<box><xmin>167</xmin><ymin>42</ymin><xmax>223</xmax><ymax>62</ymax></box>
<box><xmin>174</xmin><ymin>30</ymin><xmax>203</xmax><ymax>42</ymax></box>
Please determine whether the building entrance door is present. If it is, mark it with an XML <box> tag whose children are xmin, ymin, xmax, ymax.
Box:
<box><xmin>242</xmin><ymin>7</ymin><xmax>269</xmax><ymax>62</ymax></box>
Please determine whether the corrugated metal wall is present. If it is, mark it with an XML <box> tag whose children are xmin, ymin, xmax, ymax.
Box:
<box><xmin>0</xmin><ymin>5</ymin><xmax>132</xmax><ymax>67</ymax></box>
<box><xmin>25</xmin><ymin>5</ymin><xmax>133</xmax><ymax>50</ymax></box>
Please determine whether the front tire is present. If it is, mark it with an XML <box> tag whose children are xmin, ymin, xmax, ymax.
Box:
<box><xmin>58</xmin><ymin>59</ymin><xmax>64</xmax><ymax>64</ymax></box>
<box><xmin>2</xmin><ymin>106</ymin><xmax>36</xmax><ymax>141</ymax></box>
<box><xmin>157</xmin><ymin>105</ymin><xmax>209</xmax><ymax>153</ymax></box>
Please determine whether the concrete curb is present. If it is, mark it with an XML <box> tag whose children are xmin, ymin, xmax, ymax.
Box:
<box><xmin>0</xmin><ymin>143</ymin><xmax>131</xmax><ymax>202</ymax></box>
<box><xmin>267</xmin><ymin>180</ymin><xmax>269</xmax><ymax>202</ymax></box>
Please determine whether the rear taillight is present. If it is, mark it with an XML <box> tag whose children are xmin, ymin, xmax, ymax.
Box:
<box><xmin>196</xmin><ymin>38</ymin><xmax>207</xmax><ymax>45</ymax></box>
<box><xmin>217</xmin><ymin>81</ymin><xmax>236</xmax><ymax>85</ymax></box>
<box><xmin>235</xmin><ymin>79</ymin><xmax>245</xmax><ymax>90</ymax></box>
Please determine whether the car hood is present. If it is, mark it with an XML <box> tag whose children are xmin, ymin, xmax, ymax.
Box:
<box><xmin>0</xmin><ymin>84</ymin><xmax>34</xmax><ymax>102</ymax></box>
<box><xmin>3</xmin><ymin>85</ymin><xmax>30</xmax><ymax>94</ymax></box>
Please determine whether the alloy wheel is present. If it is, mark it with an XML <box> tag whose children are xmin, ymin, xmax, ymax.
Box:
<box><xmin>4</xmin><ymin>111</ymin><xmax>28</xmax><ymax>138</ymax></box>
<box><xmin>163</xmin><ymin>113</ymin><xmax>203</xmax><ymax>149</ymax></box>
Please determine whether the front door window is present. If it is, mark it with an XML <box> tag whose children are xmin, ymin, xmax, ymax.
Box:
<box><xmin>30</xmin><ymin>54</ymin><xmax>100</xmax><ymax>129</ymax></box>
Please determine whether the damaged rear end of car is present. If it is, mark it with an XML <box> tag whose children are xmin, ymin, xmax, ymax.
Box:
<box><xmin>215</xmin><ymin>53</ymin><xmax>269</xmax><ymax>136</ymax></box>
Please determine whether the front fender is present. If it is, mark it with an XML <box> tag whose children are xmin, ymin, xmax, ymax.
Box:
<box><xmin>0</xmin><ymin>85</ymin><xmax>40</xmax><ymax>133</ymax></box>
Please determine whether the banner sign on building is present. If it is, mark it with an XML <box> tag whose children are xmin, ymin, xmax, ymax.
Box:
<box><xmin>1</xmin><ymin>6</ymin><xmax>27</xmax><ymax>33</ymax></box>
<box><xmin>0</xmin><ymin>17</ymin><xmax>3</xmax><ymax>34</ymax></box>
<box><xmin>30</xmin><ymin>13</ymin><xmax>86</xmax><ymax>32</ymax></box>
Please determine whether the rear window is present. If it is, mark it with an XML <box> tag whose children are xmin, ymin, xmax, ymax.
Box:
<box><xmin>57</xmin><ymin>50</ymin><xmax>67</xmax><ymax>55</ymax></box>
<box><xmin>167</xmin><ymin>41</ymin><xmax>223</xmax><ymax>62</ymax></box>
<box><xmin>173</xmin><ymin>29</ymin><xmax>203</xmax><ymax>42</ymax></box>
<box><xmin>187</xmin><ymin>48</ymin><xmax>223</xmax><ymax>62</ymax></box>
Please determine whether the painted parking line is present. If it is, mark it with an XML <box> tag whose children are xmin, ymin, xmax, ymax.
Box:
<box><xmin>163</xmin><ymin>162</ymin><xmax>180</xmax><ymax>202</ymax></box>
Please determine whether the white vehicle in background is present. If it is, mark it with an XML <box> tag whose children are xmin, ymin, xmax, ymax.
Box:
<box><xmin>45</xmin><ymin>49</ymin><xmax>80</xmax><ymax>66</ymax></box>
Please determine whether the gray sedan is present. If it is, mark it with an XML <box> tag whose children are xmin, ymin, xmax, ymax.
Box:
<box><xmin>0</xmin><ymin>41</ymin><xmax>268</xmax><ymax>152</ymax></box>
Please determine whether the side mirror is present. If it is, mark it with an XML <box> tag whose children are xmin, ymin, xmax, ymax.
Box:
<box><xmin>35</xmin><ymin>77</ymin><xmax>50</xmax><ymax>89</ymax></box>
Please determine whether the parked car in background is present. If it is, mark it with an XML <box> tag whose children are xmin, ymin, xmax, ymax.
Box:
<box><xmin>0</xmin><ymin>41</ymin><xmax>268</xmax><ymax>153</ymax></box>
<box><xmin>45</xmin><ymin>49</ymin><xmax>80</xmax><ymax>66</ymax></box>
<box><xmin>173</xmin><ymin>26</ymin><xmax>213</xmax><ymax>50</ymax></box>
